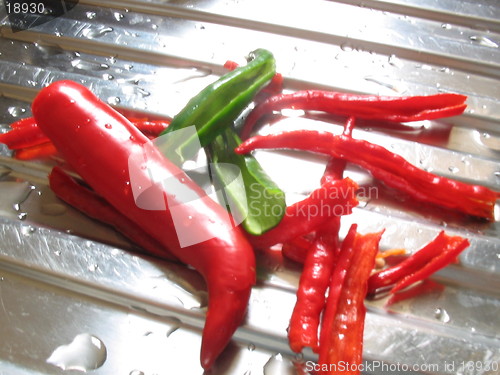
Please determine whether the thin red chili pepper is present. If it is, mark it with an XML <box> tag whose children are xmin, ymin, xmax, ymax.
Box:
<box><xmin>32</xmin><ymin>80</ymin><xmax>255</xmax><ymax>370</ymax></box>
<box><xmin>240</xmin><ymin>90</ymin><xmax>467</xmax><ymax>139</ymax></box>
<box><xmin>235</xmin><ymin>130</ymin><xmax>499</xmax><ymax>220</ymax></box>
<box><xmin>0</xmin><ymin>117</ymin><xmax>50</xmax><ymax>149</ymax></box>
<box><xmin>288</xmin><ymin>217</ymin><xmax>341</xmax><ymax>353</ymax></box>
<box><xmin>367</xmin><ymin>231</ymin><xmax>448</xmax><ymax>293</ymax></box>
<box><xmin>385</xmin><ymin>279</ymin><xmax>444</xmax><ymax>307</ymax></box>
<box><xmin>49</xmin><ymin>166</ymin><xmax>179</xmax><ymax>262</ymax></box>
<box><xmin>14</xmin><ymin>142</ymin><xmax>58</xmax><ymax>160</ymax></box>
<box><xmin>1</xmin><ymin>116</ymin><xmax>170</xmax><ymax>153</ymax></box>
<box><xmin>391</xmin><ymin>235</ymin><xmax>469</xmax><ymax>294</ymax></box>
<box><xmin>247</xmin><ymin>177</ymin><xmax>358</xmax><ymax>249</ymax></box>
<box><xmin>288</xmin><ymin>118</ymin><xmax>354</xmax><ymax>353</ymax></box>
<box><xmin>318</xmin><ymin>226</ymin><xmax>383</xmax><ymax>374</ymax></box>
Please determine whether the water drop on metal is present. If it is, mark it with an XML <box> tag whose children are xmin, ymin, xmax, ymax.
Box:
<box><xmin>107</xmin><ymin>97</ymin><xmax>121</xmax><ymax>105</ymax></box>
<box><xmin>47</xmin><ymin>333</ymin><xmax>107</xmax><ymax>371</ymax></box>
<box><xmin>469</xmin><ymin>35</ymin><xmax>498</xmax><ymax>48</ymax></box>
<box><xmin>263</xmin><ymin>353</ymin><xmax>295</xmax><ymax>375</ymax></box>
<box><xmin>434</xmin><ymin>307</ymin><xmax>451</xmax><ymax>323</ymax></box>
<box><xmin>113</xmin><ymin>12</ymin><xmax>124</xmax><ymax>21</ymax></box>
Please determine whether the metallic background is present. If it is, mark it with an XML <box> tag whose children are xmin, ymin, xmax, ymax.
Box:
<box><xmin>0</xmin><ymin>1</ymin><xmax>499</xmax><ymax>374</ymax></box>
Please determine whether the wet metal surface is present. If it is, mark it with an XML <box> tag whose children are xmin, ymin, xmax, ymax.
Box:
<box><xmin>0</xmin><ymin>1</ymin><xmax>499</xmax><ymax>374</ymax></box>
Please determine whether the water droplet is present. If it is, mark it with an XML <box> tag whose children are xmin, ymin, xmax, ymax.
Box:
<box><xmin>83</xmin><ymin>27</ymin><xmax>113</xmax><ymax>39</ymax></box>
<box><xmin>71</xmin><ymin>58</ymin><xmax>109</xmax><ymax>71</ymax></box>
<box><xmin>340</xmin><ymin>43</ymin><xmax>353</xmax><ymax>52</ymax></box>
<box><xmin>17</xmin><ymin>212</ymin><xmax>28</xmax><ymax>221</ymax></box>
<box><xmin>20</xmin><ymin>225</ymin><xmax>36</xmax><ymax>236</ymax></box>
<box><xmin>129</xmin><ymin>371</ymin><xmax>145</xmax><ymax>375</ymax></box>
<box><xmin>448</xmin><ymin>166</ymin><xmax>459</xmax><ymax>174</ymax></box>
<box><xmin>494</xmin><ymin>171</ymin><xmax>500</xmax><ymax>179</ymax></box>
<box><xmin>47</xmin><ymin>333</ymin><xmax>107</xmax><ymax>371</ymax></box>
<box><xmin>86</xmin><ymin>11</ymin><xmax>96</xmax><ymax>19</ymax></box>
<box><xmin>441</xmin><ymin>23</ymin><xmax>452</xmax><ymax>30</ymax></box>
<box><xmin>135</xmin><ymin>87</ymin><xmax>150</xmax><ymax>97</ymax></box>
<box><xmin>104</xmin><ymin>123</ymin><xmax>112</xmax><ymax>129</ymax></box>
<box><xmin>7</xmin><ymin>106</ymin><xmax>26</xmax><ymax>117</ymax></box>
<box><xmin>107</xmin><ymin>97</ymin><xmax>121</xmax><ymax>106</ymax></box>
<box><xmin>88</xmin><ymin>264</ymin><xmax>98</xmax><ymax>272</ymax></box>
<box><xmin>113</xmin><ymin>12</ymin><xmax>124</xmax><ymax>21</ymax></box>
<box><xmin>263</xmin><ymin>354</ymin><xmax>295</xmax><ymax>375</ymax></box>
<box><xmin>102</xmin><ymin>73</ymin><xmax>114</xmax><ymax>80</ymax></box>
<box><xmin>388</xmin><ymin>54</ymin><xmax>404</xmax><ymax>68</ymax></box>
<box><xmin>124</xmin><ymin>64</ymin><xmax>133</xmax><ymax>71</ymax></box>
<box><xmin>248</xmin><ymin>343</ymin><xmax>256</xmax><ymax>351</ymax></box>
<box><xmin>434</xmin><ymin>307</ymin><xmax>450</xmax><ymax>323</ymax></box>
<box><xmin>54</xmin><ymin>250</ymin><xmax>62</xmax><ymax>256</ymax></box>
<box><xmin>469</xmin><ymin>35</ymin><xmax>498</xmax><ymax>48</ymax></box>
<box><xmin>41</xmin><ymin>203</ymin><xmax>67</xmax><ymax>216</ymax></box>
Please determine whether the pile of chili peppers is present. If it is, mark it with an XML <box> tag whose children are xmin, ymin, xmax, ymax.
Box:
<box><xmin>1</xmin><ymin>48</ymin><xmax>499</xmax><ymax>373</ymax></box>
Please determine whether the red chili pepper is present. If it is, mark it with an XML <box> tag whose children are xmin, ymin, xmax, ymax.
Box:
<box><xmin>318</xmin><ymin>226</ymin><xmax>383</xmax><ymax>375</ymax></box>
<box><xmin>0</xmin><ymin>117</ymin><xmax>50</xmax><ymax>149</ymax></box>
<box><xmin>288</xmin><ymin>217</ymin><xmax>341</xmax><ymax>353</ymax></box>
<box><xmin>14</xmin><ymin>142</ymin><xmax>58</xmax><ymax>160</ymax></box>
<box><xmin>247</xmin><ymin>177</ymin><xmax>358</xmax><ymax>249</ymax></box>
<box><xmin>235</xmin><ymin>130</ymin><xmax>499</xmax><ymax>220</ymax></box>
<box><xmin>32</xmin><ymin>80</ymin><xmax>255</xmax><ymax>370</ymax></box>
<box><xmin>1</xmin><ymin>116</ymin><xmax>169</xmax><ymax>159</ymax></box>
<box><xmin>391</xmin><ymin>235</ymin><xmax>469</xmax><ymax>294</ymax></box>
<box><xmin>49</xmin><ymin>166</ymin><xmax>179</xmax><ymax>262</ymax></box>
<box><xmin>367</xmin><ymin>231</ymin><xmax>447</xmax><ymax>293</ymax></box>
<box><xmin>240</xmin><ymin>90</ymin><xmax>467</xmax><ymax>139</ymax></box>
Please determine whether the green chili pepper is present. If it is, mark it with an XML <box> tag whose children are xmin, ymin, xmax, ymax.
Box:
<box><xmin>208</xmin><ymin>127</ymin><xmax>286</xmax><ymax>235</ymax></box>
<box><xmin>160</xmin><ymin>48</ymin><xmax>276</xmax><ymax>162</ymax></box>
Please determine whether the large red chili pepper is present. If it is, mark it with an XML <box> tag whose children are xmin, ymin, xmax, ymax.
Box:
<box><xmin>240</xmin><ymin>90</ymin><xmax>467</xmax><ymax>139</ymax></box>
<box><xmin>49</xmin><ymin>166</ymin><xmax>179</xmax><ymax>262</ymax></box>
<box><xmin>247</xmin><ymin>177</ymin><xmax>358</xmax><ymax>249</ymax></box>
<box><xmin>318</xmin><ymin>226</ymin><xmax>383</xmax><ymax>375</ymax></box>
<box><xmin>235</xmin><ymin>130</ymin><xmax>499</xmax><ymax>220</ymax></box>
<box><xmin>31</xmin><ymin>80</ymin><xmax>255</xmax><ymax>370</ymax></box>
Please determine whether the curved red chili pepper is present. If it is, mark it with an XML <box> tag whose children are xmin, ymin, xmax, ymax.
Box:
<box><xmin>390</xmin><ymin>235</ymin><xmax>469</xmax><ymax>293</ymax></box>
<box><xmin>32</xmin><ymin>80</ymin><xmax>255</xmax><ymax>370</ymax></box>
<box><xmin>240</xmin><ymin>90</ymin><xmax>467</xmax><ymax>139</ymax></box>
<box><xmin>247</xmin><ymin>177</ymin><xmax>358</xmax><ymax>249</ymax></box>
<box><xmin>235</xmin><ymin>130</ymin><xmax>498</xmax><ymax>220</ymax></box>
<box><xmin>367</xmin><ymin>231</ymin><xmax>448</xmax><ymax>293</ymax></box>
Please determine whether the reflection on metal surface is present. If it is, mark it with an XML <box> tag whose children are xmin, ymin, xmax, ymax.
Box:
<box><xmin>0</xmin><ymin>0</ymin><xmax>499</xmax><ymax>374</ymax></box>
